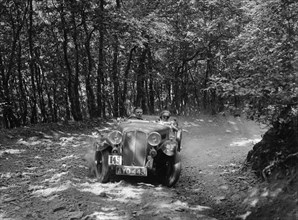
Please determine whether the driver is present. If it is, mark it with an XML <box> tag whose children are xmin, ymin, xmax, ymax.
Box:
<box><xmin>135</xmin><ymin>107</ymin><xmax>143</xmax><ymax>119</ymax></box>
<box><xmin>128</xmin><ymin>107</ymin><xmax>143</xmax><ymax>120</ymax></box>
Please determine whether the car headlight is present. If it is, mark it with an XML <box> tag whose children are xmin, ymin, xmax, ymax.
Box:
<box><xmin>148</xmin><ymin>132</ymin><xmax>161</xmax><ymax>146</ymax></box>
<box><xmin>169</xmin><ymin>131</ymin><xmax>176</xmax><ymax>140</ymax></box>
<box><xmin>162</xmin><ymin>140</ymin><xmax>177</xmax><ymax>156</ymax></box>
<box><xmin>108</xmin><ymin>130</ymin><xmax>123</xmax><ymax>145</ymax></box>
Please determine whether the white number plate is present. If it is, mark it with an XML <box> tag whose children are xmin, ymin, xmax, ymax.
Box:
<box><xmin>116</xmin><ymin>166</ymin><xmax>147</xmax><ymax>176</ymax></box>
<box><xmin>108</xmin><ymin>155</ymin><xmax>122</xmax><ymax>165</ymax></box>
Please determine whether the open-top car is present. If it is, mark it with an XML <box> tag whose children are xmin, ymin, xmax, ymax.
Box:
<box><xmin>92</xmin><ymin>117</ymin><xmax>182</xmax><ymax>187</ymax></box>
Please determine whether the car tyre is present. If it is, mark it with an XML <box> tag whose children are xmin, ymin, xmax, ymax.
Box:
<box><xmin>160</xmin><ymin>153</ymin><xmax>182</xmax><ymax>187</ymax></box>
<box><xmin>95</xmin><ymin>149</ymin><xmax>111</xmax><ymax>183</ymax></box>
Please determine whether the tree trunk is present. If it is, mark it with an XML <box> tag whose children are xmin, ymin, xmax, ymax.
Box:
<box><xmin>111</xmin><ymin>0</ymin><xmax>122</xmax><ymax>117</ymax></box>
<box><xmin>189</xmin><ymin>70</ymin><xmax>200</xmax><ymax>109</ymax></box>
<box><xmin>1</xmin><ymin>2</ymin><xmax>28</xmax><ymax>127</ymax></box>
<box><xmin>173</xmin><ymin>66</ymin><xmax>181</xmax><ymax>114</ymax></box>
<box><xmin>65</xmin><ymin>88</ymin><xmax>71</xmax><ymax>121</ymax></box>
<box><xmin>82</xmin><ymin>11</ymin><xmax>97</xmax><ymax>118</ymax></box>
<box><xmin>147</xmin><ymin>48</ymin><xmax>154</xmax><ymax>114</ymax></box>
<box><xmin>181</xmin><ymin>64</ymin><xmax>189</xmax><ymax>114</ymax></box>
<box><xmin>203</xmin><ymin>49</ymin><xmax>212</xmax><ymax>111</ymax></box>
<box><xmin>121</xmin><ymin>46</ymin><xmax>136</xmax><ymax>116</ymax></box>
<box><xmin>47</xmin><ymin>89</ymin><xmax>54</xmax><ymax>122</ymax></box>
<box><xmin>28</xmin><ymin>0</ymin><xmax>38</xmax><ymax>124</ymax></box>
<box><xmin>60</xmin><ymin>2</ymin><xmax>81</xmax><ymax>121</ymax></box>
<box><xmin>71</xmin><ymin>9</ymin><xmax>83</xmax><ymax>121</ymax></box>
<box><xmin>17</xmin><ymin>41</ymin><xmax>27</xmax><ymax>125</ymax></box>
<box><xmin>36</xmin><ymin>63</ymin><xmax>47</xmax><ymax>122</ymax></box>
<box><xmin>52</xmin><ymin>83</ymin><xmax>58</xmax><ymax>122</ymax></box>
<box><xmin>112</xmin><ymin>36</ymin><xmax>119</xmax><ymax>117</ymax></box>
<box><xmin>97</xmin><ymin>0</ymin><xmax>105</xmax><ymax>118</ymax></box>
<box><xmin>136</xmin><ymin>48</ymin><xmax>147</xmax><ymax>111</ymax></box>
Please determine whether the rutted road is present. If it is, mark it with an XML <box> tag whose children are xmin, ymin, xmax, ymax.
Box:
<box><xmin>0</xmin><ymin>116</ymin><xmax>264</xmax><ymax>220</ymax></box>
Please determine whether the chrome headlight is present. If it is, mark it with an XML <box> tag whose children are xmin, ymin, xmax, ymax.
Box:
<box><xmin>148</xmin><ymin>132</ymin><xmax>161</xmax><ymax>146</ymax></box>
<box><xmin>108</xmin><ymin>130</ymin><xmax>123</xmax><ymax>145</ymax></box>
<box><xmin>162</xmin><ymin>140</ymin><xmax>177</xmax><ymax>156</ymax></box>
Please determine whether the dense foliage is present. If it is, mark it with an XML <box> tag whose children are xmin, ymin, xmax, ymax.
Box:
<box><xmin>0</xmin><ymin>0</ymin><xmax>297</xmax><ymax>128</ymax></box>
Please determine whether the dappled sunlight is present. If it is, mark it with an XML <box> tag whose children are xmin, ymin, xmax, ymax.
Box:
<box><xmin>183</xmin><ymin>121</ymin><xmax>200</xmax><ymax>127</ymax></box>
<box><xmin>25</xmin><ymin>166</ymin><xmax>38</xmax><ymax>171</ymax></box>
<box><xmin>242</xmin><ymin>186</ymin><xmax>284</xmax><ymax>212</ymax></box>
<box><xmin>60</xmin><ymin>137</ymin><xmax>75</xmax><ymax>142</ymax></box>
<box><xmin>0</xmin><ymin>183</ymin><xmax>18</xmax><ymax>191</ymax></box>
<box><xmin>55</xmin><ymin>154</ymin><xmax>78</xmax><ymax>161</ymax></box>
<box><xmin>0</xmin><ymin>213</ymin><xmax>16</xmax><ymax>220</ymax></box>
<box><xmin>0</xmin><ymin>149</ymin><xmax>25</xmax><ymax>156</ymax></box>
<box><xmin>218</xmin><ymin>163</ymin><xmax>242</xmax><ymax>175</ymax></box>
<box><xmin>16</xmin><ymin>138</ymin><xmax>51</xmax><ymax>146</ymax></box>
<box><xmin>270</xmin><ymin>188</ymin><xmax>283</xmax><ymax>197</ymax></box>
<box><xmin>78</xmin><ymin>181</ymin><xmax>145</xmax><ymax>203</ymax></box>
<box><xmin>31</xmin><ymin>180</ymin><xmax>73</xmax><ymax>197</ymax></box>
<box><xmin>230</xmin><ymin>137</ymin><xmax>261</xmax><ymax>147</ymax></box>
<box><xmin>94</xmin><ymin>127</ymin><xmax>111</xmax><ymax>133</ymax></box>
<box><xmin>1</xmin><ymin>172</ymin><xmax>24</xmax><ymax>179</ymax></box>
<box><xmin>59</xmin><ymin>136</ymin><xmax>76</xmax><ymax>147</ymax></box>
<box><xmin>158</xmin><ymin>199</ymin><xmax>211</xmax><ymax>212</ymax></box>
<box><xmin>84</xmin><ymin>211</ymin><xmax>129</xmax><ymax>220</ymax></box>
<box><xmin>37</xmin><ymin>132</ymin><xmax>53</xmax><ymax>139</ymax></box>
<box><xmin>57</xmin><ymin>135</ymin><xmax>90</xmax><ymax>148</ymax></box>
<box><xmin>0</xmin><ymin>115</ymin><xmax>269</xmax><ymax>219</ymax></box>
<box><xmin>236</xmin><ymin>211</ymin><xmax>252</xmax><ymax>220</ymax></box>
<box><xmin>250</xmin><ymin>198</ymin><xmax>259</xmax><ymax>207</ymax></box>
<box><xmin>190</xmin><ymin>122</ymin><xmax>200</xmax><ymax>126</ymax></box>
<box><xmin>42</xmin><ymin>171</ymin><xmax>69</xmax><ymax>183</ymax></box>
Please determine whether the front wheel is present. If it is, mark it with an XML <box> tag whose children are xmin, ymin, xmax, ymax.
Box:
<box><xmin>158</xmin><ymin>153</ymin><xmax>182</xmax><ymax>187</ymax></box>
<box><xmin>95</xmin><ymin>149</ymin><xmax>111</xmax><ymax>183</ymax></box>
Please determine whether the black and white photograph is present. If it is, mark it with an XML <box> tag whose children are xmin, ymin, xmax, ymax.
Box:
<box><xmin>0</xmin><ymin>0</ymin><xmax>297</xmax><ymax>219</ymax></box>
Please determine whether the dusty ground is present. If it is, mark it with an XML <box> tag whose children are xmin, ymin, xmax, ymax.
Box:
<box><xmin>0</xmin><ymin>115</ymin><xmax>284</xmax><ymax>220</ymax></box>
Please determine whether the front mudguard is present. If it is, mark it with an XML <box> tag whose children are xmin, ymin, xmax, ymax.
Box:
<box><xmin>166</xmin><ymin>153</ymin><xmax>182</xmax><ymax>187</ymax></box>
<box><xmin>86</xmin><ymin>140</ymin><xmax>112</xmax><ymax>179</ymax></box>
<box><xmin>156</xmin><ymin>152</ymin><xmax>182</xmax><ymax>187</ymax></box>
<box><xmin>94</xmin><ymin>139</ymin><xmax>113</xmax><ymax>152</ymax></box>
<box><xmin>176</xmin><ymin>129</ymin><xmax>182</xmax><ymax>151</ymax></box>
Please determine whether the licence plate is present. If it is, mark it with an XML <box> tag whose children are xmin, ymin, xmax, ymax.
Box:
<box><xmin>108</xmin><ymin>155</ymin><xmax>122</xmax><ymax>165</ymax></box>
<box><xmin>116</xmin><ymin>166</ymin><xmax>147</xmax><ymax>176</ymax></box>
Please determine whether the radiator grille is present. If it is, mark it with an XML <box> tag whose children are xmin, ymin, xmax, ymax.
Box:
<box><xmin>122</xmin><ymin>131</ymin><xmax>147</xmax><ymax>166</ymax></box>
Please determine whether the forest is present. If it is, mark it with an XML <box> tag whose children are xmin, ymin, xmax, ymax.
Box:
<box><xmin>0</xmin><ymin>1</ymin><xmax>298</xmax><ymax>219</ymax></box>
<box><xmin>0</xmin><ymin>0</ymin><xmax>297</xmax><ymax>128</ymax></box>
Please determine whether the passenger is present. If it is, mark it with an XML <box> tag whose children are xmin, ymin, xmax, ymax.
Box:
<box><xmin>160</xmin><ymin>110</ymin><xmax>171</xmax><ymax>122</ymax></box>
<box><xmin>159</xmin><ymin>110</ymin><xmax>179</xmax><ymax>131</ymax></box>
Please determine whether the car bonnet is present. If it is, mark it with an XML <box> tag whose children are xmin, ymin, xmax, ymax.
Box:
<box><xmin>118</xmin><ymin>120</ymin><xmax>169</xmax><ymax>134</ymax></box>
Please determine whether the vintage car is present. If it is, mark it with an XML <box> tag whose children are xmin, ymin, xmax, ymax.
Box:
<box><xmin>92</xmin><ymin>117</ymin><xmax>182</xmax><ymax>187</ymax></box>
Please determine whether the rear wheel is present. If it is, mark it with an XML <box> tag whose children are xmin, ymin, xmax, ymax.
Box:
<box><xmin>95</xmin><ymin>149</ymin><xmax>111</xmax><ymax>183</ymax></box>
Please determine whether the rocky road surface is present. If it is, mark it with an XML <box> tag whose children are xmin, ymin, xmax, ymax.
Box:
<box><xmin>0</xmin><ymin>115</ymin><xmax>267</xmax><ymax>220</ymax></box>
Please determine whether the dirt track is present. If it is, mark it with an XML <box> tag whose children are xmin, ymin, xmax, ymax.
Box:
<box><xmin>176</xmin><ymin>116</ymin><xmax>264</xmax><ymax>220</ymax></box>
<box><xmin>0</xmin><ymin>115</ymin><xmax>266</xmax><ymax>220</ymax></box>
